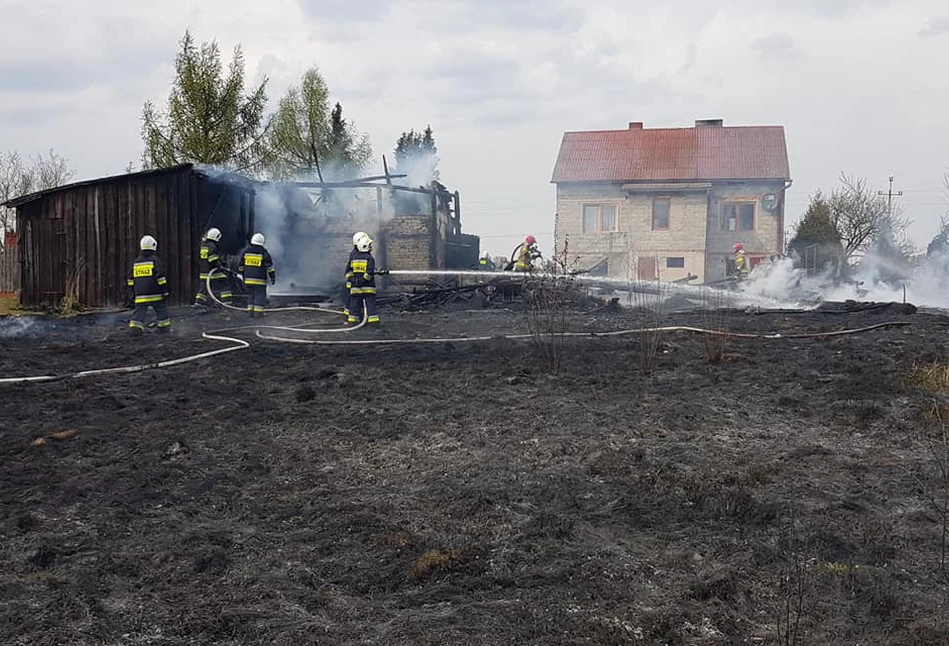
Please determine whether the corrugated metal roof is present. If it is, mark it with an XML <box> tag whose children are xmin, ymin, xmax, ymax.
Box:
<box><xmin>550</xmin><ymin>123</ymin><xmax>790</xmax><ymax>183</ymax></box>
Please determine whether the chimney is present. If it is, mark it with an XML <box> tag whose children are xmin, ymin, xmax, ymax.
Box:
<box><xmin>695</xmin><ymin>118</ymin><xmax>723</xmax><ymax>128</ymax></box>
<box><xmin>628</xmin><ymin>122</ymin><xmax>643</xmax><ymax>129</ymax></box>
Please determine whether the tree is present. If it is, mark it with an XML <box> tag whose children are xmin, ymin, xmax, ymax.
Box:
<box><xmin>0</xmin><ymin>149</ymin><xmax>75</xmax><ymax>233</ymax></box>
<box><xmin>327</xmin><ymin>102</ymin><xmax>371</xmax><ymax>174</ymax></box>
<box><xmin>394</xmin><ymin>125</ymin><xmax>439</xmax><ymax>182</ymax></box>
<box><xmin>266</xmin><ymin>68</ymin><xmax>372</xmax><ymax>180</ymax></box>
<box><xmin>141</xmin><ymin>30</ymin><xmax>270</xmax><ymax>173</ymax></box>
<box><xmin>935</xmin><ymin>173</ymin><xmax>949</xmax><ymax>256</ymax></box>
<box><xmin>829</xmin><ymin>173</ymin><xmax>911</xmax><ymax>259</ymax></box>
<box><xmin>787</xmin><ymin>191</ymin><xmax>845</xmax><ymax>273</ymax></box>
<box><xmin>926</xmin><ymin>216</ymin><xmax>949</xmax><ymax>257</ymax></box>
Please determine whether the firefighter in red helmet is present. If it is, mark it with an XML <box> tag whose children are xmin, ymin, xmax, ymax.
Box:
<box><xmin>513</xmin><ymin>234</ymin><xmax>541</xmax><ymax>272</ymax></box>
<box><xmin>732</xmin><ymin>242</ymin><xmax>749</xmax><ymax>280</ymax></box>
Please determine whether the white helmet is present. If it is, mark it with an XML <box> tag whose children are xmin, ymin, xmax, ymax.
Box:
<box><xmin>251</xmin><ymin>233</ymin><xmax>265</xmax><ymax>246</ymax></box>
<box><xmin>206</xmin><ymin>227</ymin><xmax>222</xmax><ymax>242</ymax></box>
<box><xmin>140</xmin><ymin>235</ymin><xmax>157</xmax><ymax>251</ymax></box>
<box><xmin>352</xmin><ymin>231</ymin><xmax>368</xmax><ymax>246</ymax></box>
<box><xmin>356</xmin><ymin>235</ymin><xmax>373</xmax><ymax>253</ymax></box>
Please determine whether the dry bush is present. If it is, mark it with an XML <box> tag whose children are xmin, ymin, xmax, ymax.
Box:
<box><xmin>411</xmin><ymin>548</ymin><xmax>459</xmax><ymax>578</ymax></box>
<box><xmin>523</xmin><ymin>240</ymin><xmax>580</xmax><ymax>374</ymax></box>
<box><xmin>907</xmin><ymin>362</ymin><xmax>949</xmax><ymax>392</ymax></box>
<box><xmin>523</xmin><ymin>275</ymin><xmax>573</xmax><ymax>373</ymax></box>
<box><xmin>914</xmin><ymin>402</ymin><xmax>949</xmax><ymax>577</ymax></box>
<box><xmin>0</xmin><ymin>293</ymin><xmax>20</xmax><ymax>315</ymax></box>
<box><xmin>774</xmin><ymin>550</ymin><xmax>811</xmax><ymax>646</ymax></box>
<box><xmin>57</xmin><ymin>256</ymin><xmax>86</xmax><ymax>316</ymax></box>
<box><xmin>628</xmin><ymin>280</ymin><xmax>667</xmax><ymax>373</ymax></box>
<box><xmin>700</xmin><ymin>287</ymin><xmax>731</xmax><ymax>364</ymax></box>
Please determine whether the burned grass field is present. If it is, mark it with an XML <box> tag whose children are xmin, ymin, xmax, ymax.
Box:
<box><xmin>2</xmin><ymin>303</ymin><xmax>949</xmax><ymax>645</ymax></box>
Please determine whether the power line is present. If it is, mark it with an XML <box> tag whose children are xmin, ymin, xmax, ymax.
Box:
<box><xmin>877</xmin><ymin>175</ymin><xmax>903</xmax><ymax>217</ymax></box>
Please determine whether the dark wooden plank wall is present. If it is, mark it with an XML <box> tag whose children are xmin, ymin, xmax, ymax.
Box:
<box><xmin>15</xmin><ymin>167</ymin><xmax>206</xmax><ymax>308</ymax></box>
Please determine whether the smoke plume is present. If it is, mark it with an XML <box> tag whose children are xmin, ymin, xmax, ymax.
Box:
<box><xmin>198</xmin><ymin>151</ymin><xmax>440</xmax><ymax>295</ymax></box>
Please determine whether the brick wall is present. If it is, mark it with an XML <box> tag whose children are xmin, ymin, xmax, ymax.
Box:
<box><xmin>555</xmin><ymin>182</ymin><xmax>709</xmax><ymax>282</ymax></box>
<box><xmin>555</xmin><ymin>180</ymin><xmax>785</xmax><ymax>284</ymax></box>
<box><xmin>705</xmin><ymin>181</ymin><xmax>785</xmax><ymax>282</ymax></box>
<box><xmin>292</xmin><ymin>210</ymin><xmax>449</xmax><ymax>288</ymax></box>
<box><xmin>384</xmin><ymin>215</ymin><xmax>433</xmax><ymax>270</ymax></box>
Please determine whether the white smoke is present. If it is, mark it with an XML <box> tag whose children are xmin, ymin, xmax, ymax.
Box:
<box><xmin>250</xmin><ymin>155</ymin><xmax>435</xmax><ymax>292</ymax></box>
<box><xmin>733</xmin><ymin>247</ymin><xmax>949</xmax><ymax>310</ymax></box>
<box><xmin>0</xmin><ymin>316</ymin><xmax>37</xmax><ymax>338</ymax></box>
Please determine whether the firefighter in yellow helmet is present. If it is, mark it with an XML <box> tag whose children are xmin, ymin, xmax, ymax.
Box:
<box><xmin>127</xmin><ymin>235</ymin><xmax>171</xmax><ymax>334</ymax></box>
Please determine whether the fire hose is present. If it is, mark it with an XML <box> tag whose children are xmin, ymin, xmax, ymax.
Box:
<box><xmin>0</xmin><ymin>287</ymin><xmax>373</xmax><ymax>384</ymax></box>
<box><xmin>0</xmin><ymin>313</ymin><xmax>909</xmax><ymax>382</ymax></box>
<box><xmin>0</xmin><ymin>332</ymin><xmax>251</xmax><ymax>384</ymax></box>
<box><xmin>204</xmin><ymin>269</ymin><xmax>347</xmax><ymax>315</ymax></box>
<box><xmin>255</xmin><ymin>321</ymin><xmax>910</xmax><ymax>346</ymax></box>
<box><xmin>0</xmin><ymin>262</ymin><xmax>913</xmax><ymax>382</ymax></box>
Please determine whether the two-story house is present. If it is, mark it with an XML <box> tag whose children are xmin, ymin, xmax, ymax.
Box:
<box><xmin>550</xmin><ymin>119</ymin><xmax>791</xmax><ymax>283</ymax></box>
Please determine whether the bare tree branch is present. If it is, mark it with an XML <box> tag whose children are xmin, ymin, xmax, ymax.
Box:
<box><xmin>0</xmin><ymin>149</ymin><xmax>75</xmax><ymax>234</ymax></box>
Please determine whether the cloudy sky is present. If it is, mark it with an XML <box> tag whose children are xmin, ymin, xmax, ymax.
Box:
<box><xmin>2</xmin><ymin>0</ymin><xmax>949</xmax><ymax>255</ymax></box>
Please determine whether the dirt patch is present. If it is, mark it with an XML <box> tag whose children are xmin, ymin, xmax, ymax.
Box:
<box><xmin>1</xmin><ymin>303</ymin><xmax>948</xmax><ymax>644</ymax></box>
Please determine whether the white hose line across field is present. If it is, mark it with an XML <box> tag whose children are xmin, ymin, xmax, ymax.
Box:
<box><xmin>255</xmin><ymin>321</ymin><xmax>910</xmax><ymax>346</ymax></box>
<box><xmin>0</xmin><ymin>332</ymin><xmax>251</xmax><ymax>384</ymax></box>
<box><xmin>0</xmin><ymin>308</ymin><xmax>370</xmax><ymax>385</ymax></box>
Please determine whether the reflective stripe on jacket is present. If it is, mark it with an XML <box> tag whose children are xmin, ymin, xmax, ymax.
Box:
<box><xmin>127</xmin><ymin>254</ymin><xmax>168</xmax><ymax>304</ymax></box>
<box><xmin>347</xmin><ymin>250</ymin><xmax>376</xmax><ymax>295</ymax></box>
<box><xmin>199</xmin><ymin>239</ymin><xmax>226</xmax><ymax>280</ymax></box>
<box><xmin>238</xmin><ymin>244</ymin><xmax>275</xmax><ymax>286</ymax></box>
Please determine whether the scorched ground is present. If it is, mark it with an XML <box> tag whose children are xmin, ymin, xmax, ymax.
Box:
<box><xmin>1</xmin><ymin>303</ymin><xmax>948</xmax><ymax>645</ymax></box>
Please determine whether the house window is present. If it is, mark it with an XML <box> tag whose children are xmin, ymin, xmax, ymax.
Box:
<box><xmin>582</xmin><ymin>204</ymin><xmax>617</xmax><ymax>232</ymax></box>
<box><xmin>665</xmin><ymin>256</ymin><xmax>685</xmax><ymax>268</ymax></box>
<box><xmin>652</xmin><ymin>198</ymin><xmax>670</xmax><ymax>229</ymax></box>
<box><xmin>720</xmin><ymin>202</ymin><xmax>755</xmax><ymax>231</ymax></box>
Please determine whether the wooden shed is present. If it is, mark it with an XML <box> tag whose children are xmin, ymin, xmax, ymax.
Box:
<box><xmin>2</xmin><ymin>164</ymin><xmax>256</xmax><ymax>308</ymax></box>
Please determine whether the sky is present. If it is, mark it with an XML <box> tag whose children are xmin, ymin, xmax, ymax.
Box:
<box><xmin>2</xmin><ymin>0</ymin><xmax>949</xmax><ymax>258</ymax></box>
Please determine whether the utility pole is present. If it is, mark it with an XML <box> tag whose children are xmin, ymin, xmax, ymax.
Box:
<box><xmin>877</xmin><ymin>175</ymin><xmax>903</xmax><ymax>218</ymax></box>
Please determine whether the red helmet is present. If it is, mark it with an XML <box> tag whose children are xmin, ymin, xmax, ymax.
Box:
<box><xmin>525</xmin><ymin>235</ymin><xmax>537</xmax><ymax>245</ymax></box>
<box><xmin>733</xmin><ymin>242</ymin><xmax>743</xmax><ymax>251</ymax></box>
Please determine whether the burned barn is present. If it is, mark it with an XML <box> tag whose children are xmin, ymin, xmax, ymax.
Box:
<box><xmin>3</xmin><ymin>164</ymin><xmax>255</xmax><ymax>308</ymax></box>
<box><xmin>258</xmin><ymin>175</ymin><xmax>478</xmax><ymax>298</ymax></box>
<box><xmin>2</xmin><ymin>163</ymin><xmax>479</xmax><ymax>308</ymax></box>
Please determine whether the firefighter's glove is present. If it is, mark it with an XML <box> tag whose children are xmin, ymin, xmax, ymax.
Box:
<box><xmin>270</xmin><ymin>277</ymin><xmax>276</xmax><ymax>285</ymax></box>
<box><xmin>363</xmin><ymin>273</ymin><xmax>371</xmax><ymax>282</ymax></box>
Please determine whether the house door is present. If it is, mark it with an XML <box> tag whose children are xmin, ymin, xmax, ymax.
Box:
<box><xmin>637</xmin><ymin>256</ymin><xmax>657</xmax><ymax>280</ymax></box>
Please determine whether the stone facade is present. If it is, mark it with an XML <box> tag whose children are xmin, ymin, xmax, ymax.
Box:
<box><xmin>554</xmin><ymin>180</ymin><xmax>786</xmax><ymax>284</ymax></box>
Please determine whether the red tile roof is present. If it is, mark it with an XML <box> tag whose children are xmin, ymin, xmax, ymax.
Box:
<box><xmin>550</xmin><ymin>122</ymin><xmax>790</xmax><ymax>183</ymax></box>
